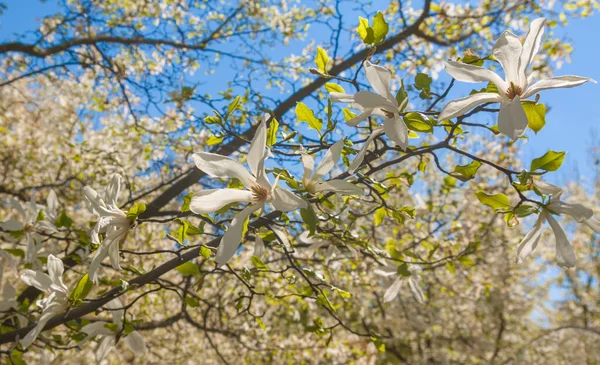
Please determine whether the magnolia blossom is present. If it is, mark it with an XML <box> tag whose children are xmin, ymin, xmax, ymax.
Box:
<box><xmin>439</xmin><ymin>18</ymin><xmax>595</xmax><ymax>139</ymax></box>
<box><xmin>375</xmin><ymin>262</ymin><xmax>425</xmax><ymax>304</ymax></box>
<box><xmin>301</xmin><ymin>139</ymin><xmax>362</xmax><ymax>195</ymax></box>
<box><xmin>298</xmin><ymin>231</ymin><xmax>335</xmax><ymax>257</ymax></box>
<box><xmin>190</xmin><ymin>115</ymin><xmax>307</xmax><ymax>266</ymax></box>
<box><xmin>0</xmin><ymin>192</ymin><xmax>58</xmax><ymax>264</ymax></box>
<box><xmin>0</xmin><ymin>283</ymin><xmax>17</xmax><ymax>312</ymax></box>
<box><xmin>331</xmin><ymin>61</ymin><xmax>409</xmax><ymax>172</ymax></box>
<box><xmin>517</xmin><ymin>182</ymin><xmax>599</xmax><ymax>267</ymax></box>
<box><xmin>20</xmin><ymin>254</ymin><xmax>69</xmax><ymax>348</ymax></box>
<box><xmin>81</xmin><ymin>298</ymin><xmax>146</xmax><ymax>361</ymax></box>
<box><xmin>83</xmin><ymin>174</ymin><xmax>132</xmax><ymax>283</ymax></box>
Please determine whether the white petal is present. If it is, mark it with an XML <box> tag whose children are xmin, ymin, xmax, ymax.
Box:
<box><xmin>96</xmin><ymin>335</ymin><xmax>117</xmax><ymax>362</ymax></box>
<box><xmin>301</xmin><ymin>152</ymin><xmax>315</xmax><ymax>183</ymax></box>
<box><xmin>46</xmin><ymin>190</ymin><xmax>59</xmax><ymax>219</ymax></box>
<box><xmin>383</xmin><ymin>278</ymin><xmax>402</xmax><ymax>303</ymax></box>
<box><xmin>547</xmin><ymin>201</ymin><xmax>594</xmax><ymax>222</ymax></box>
<box><xmin>534</xmin><ymin>180</ymin><xmax>562</xmax><ymax>196</ymax></box>
<box><xmin>330</xmin><ymin>92</ymin><xmax>354</xmax><ymax>103</ymax></box>
<box><xmin>313</xmin><ymin>180</ymin><xmax>363</xmax><ymax>195</ymax></box>
<box><xmin>21</xmin><ymin>270</ymin><xmax>52</xmax><ymax>292</ymax></box>
<box><xmin>271</xmin><ymin>188</ymin><xmax>307</xmax><ymax>212</ymax></box>
<box><xmin>383</xmin><ymin>116</ymin><xmax>408</xmax><ymax>150</ymax></box>
<box><xmin>105</xmin><ymin>173</ymin><xmax>122</xmax><ymax>207</ymax></box>
<box><xmin>545</xmin><ymin>213</ymin><xmax>576</xmax><ymax>268</ymax></box>
<box><xmin>492</xmin><ymin>31</ymin><xmax>523</xmax><ymax>85</ymax></box>
<box><xmin>0</xmin><ymin>219</ymin><xmax>24</xmax><ymax>231</ymax></box>
<box><xmin>349</xmin><ymin>127</ymin><xmax>384</xmax><ymax>174</ymax></box>
<box><xmin>408</xmin><ymin>277</ymin><xmax>425</xmax><ymax>304</ymax></box>
<box><xmin>516</xmin><ymin>212</ymin><xmax>545</xmax><ymax>261</ymax></box>
<box><xmin>354</xmin><ymin>90</ymin><xmax>397</xmax><ymax>111</ymax></box>
<box><xmin>192</xmin><ymin>152</ymin><xmax>256</xmax><ymax>188</ymax></box>
<box><xmin>124</xmin><ymin>331</ymin><xmax>146</xmax><ymax>355</ymax></box>
<box><xmin>364</xmin><ymin>61</ymin><xmax>395</xmax><ymax>102</ymax></box>
<box><xmin>247</xmin><ymin>115</ymin><xmax>268</xmax><ymax>177</ymax></box>
<box><xmin>46</xmin><ymin>255</ymin><xmax>65</xmax><ymax>288</ymax></box>
<box><xmin>215</xmin><ymin>204</ymin><xmax>261</xmax><ymax>266</ymax></box>
<box><xmin>88</xmin><ymin>245</ymin><xmax>109</xmax><ymax>284</ymax></box>
<box><xmin>81</xmin><ymin>321</ymin><xmax>114</xmax><ymax>337</ymax></box>
<box><xmin>189</xmin><ymin>189</ymin><xmax>254</xmax><ymax>214</ymax></box>
<box><xmin>584</xmin><ymin>218</ymin><xmax>600</xmax><ymax>233</ymax></box>
<box><xmin>346</xmin><ymin>107</ymin><xmax>374</xmax><ymax>127</ymax></box>
<box><xmin>498</xmin><ymin>96</ymin><xmax>528</xmax><ymax>140</ymax></box>
<box><xmin>444</xmin><ymin>61</ymin><xmax>507</xmax><ymax>92</ymax></box>
<box><xmin>438</xmin><ymin>92</ymin><xmax>502</xmax><ymax>121</ymax></box>
<box><xmin>523</xmin><ymin>75</ymin><xmax>596</xmax><ymax>98</ymax></box>
<box><xmin>253</xmin><ymin>235</ymin><xmax>265</xmax><ymax>257</ymax></box>
<box><xmin>20</xmin><ymin>317</ymin><xmax>49</xmax><ymax>349</ymax></box>
<box><xmin>108</xmin><ymin>240</ymin><xmax>121</xmax><ymax>270</ymax></box>
<box><xmin>313</xmin><ymin>139</ymin><xmax>345</xmax><ymax>182</ymax></box>
<box><xmin>518</xmin><ymin>18</ymin><xmax>546</xmax><ymax>89</ymax></box>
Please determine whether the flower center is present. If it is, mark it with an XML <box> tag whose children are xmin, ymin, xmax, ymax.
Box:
<box><xmin>381</xmin><ymin>109</ymin><xmax>396</xmax><ymax>119</ymax></box>
<box><xmin>505</xmin><ymin>82</ymin><xmax>523</xmax><ymax>100</ymax></box>
<box><xmin>251</xmin><ymin>185</ymin><xmax>270</xmax><ymax>204</ymax></box>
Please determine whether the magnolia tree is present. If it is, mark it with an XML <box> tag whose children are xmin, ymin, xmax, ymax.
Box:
<box><xmin>0</xmin><ymin>0</ymin><xmax>599</xmax><ymax>364</ymax></box>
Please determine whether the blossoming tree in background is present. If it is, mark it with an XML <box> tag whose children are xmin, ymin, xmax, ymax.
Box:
<box><xmin>0</xmin><ymin>0</ymin><xmax>599</xmax><ymax>364</ymax></box>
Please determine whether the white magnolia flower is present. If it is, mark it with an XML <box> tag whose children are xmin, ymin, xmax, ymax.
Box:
<box><xmin>83</xmin><ymin>174</ymin><xmax>132</xmax><ymax>283</ymax></box>
<box><xmin>190</xmin><ymin>115</ymin><xmax>307</xmax><ymax>266</ymax></box>
<box><xmin>81</xmin><ymin>298</ymin><xmax>146</xmax><ymax>361</ymax></box>
<box><xmin>0</xmin><ymin>192</ymin><xmax>58</xmax><ymax>264</ymax></box>
<box><xmin>375</xmin><ymin>262</ymin><xmax>425</xmax><ymax>304</ymax></box>
<box><xmin>20</xmin><ymin>254</ymin><xmax>69</xmax><ymax>348</ymax></box>
<box><xmin>439</xmin><ymin>17</ymin><xmax>596</xmax><ymax>139</ymax></box>
<box><xmin>517</xmin><ymin>182</ymin><xmax>598</xmax><ymax>268</ymax></box>
<box><xmin>301</xmin><ymin>139</ymin><xmax>362</xmax><ymax>195</ymax></box>
<box><xmin>331</xmin><ymin>61</ymin><xmax>409</xmax><ymax>172</ymax></box>
<box><xmin>0</xmin><ymin>283</ymin><xmax>17</xmax><ymax>312</ymax></box>
<box><xmin>298</xmin><ymin>231</ymin><xmax>333</xmax><ymax>257</ymax></box>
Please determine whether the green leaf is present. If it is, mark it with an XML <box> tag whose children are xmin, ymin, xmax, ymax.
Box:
<box><xmin>356</xmin><ymin>16</ymin><xmax>374</xmax><ymax>44</ymax></box>
<box><xmin>176</xmin><ymin>262</ymin><xmax>200</xmax><ymax>276</ymax></box>
<box><xmin>475</xmin><ymin>192</ymin><xmax>511</xmax><ymax>211</ymax></box>
<box><xmin>206</xmin><ymin>135</ymin><xmax>224</xmax><ymax>146</ymax></box>
<box><xmin>200</xmin><ymin>246</ymin><xmax>212</xmax><ymax>259</ymax></box>
<box><xmin>324</xmin><ymin>83</ymin><xmax>345</xmax><ymax>93</ymax></box>
<box><xmin>530</xmin><ymin>150</ymin><xmax>565</xmax><ymax>172</ymax></box>
<box><xmin>404</xmin><ymin>112</ymin><xmax>432</xmax><ymax>133</ymax></box>
<box><xmin>70</xmin><ymin>274</ymin><xmax>93</xmax><ymax>303</ymax></box>
<box><xmin>453</xmin><ymin>160</ymin><xmax>482</xmax><ymax>181</ymax></box>
<box><xmin>266</xmin><ymin>118</ymin><xmax>279</xmax><ymax>146</ymax></box>
<box><xmin>296</xmin><ymin>102</ymin><xmax>322</xmax><ymax>133</ymax></box>
<box><xmin>126</xmin><ymin>203</ymin><xmax>146</xmax><ymax>220</ymax></box>
<box><xmin>251</xmin><ymin>256</ymin><xmax>268</xmax><ymax>270</ymax></box>
<box><xmin>374</xmin><ymin>207</ymin><xmax>387</xmax><ymax>226</ymax></box>
<box><xmin>397</xmin><ymin>263</ymin><xmax>411</xmax><ymax>277</ymax></box>
<box><xmin>395</xmin><ymin>80</ymin><xmax>408</xmax><ymax>110</ymax></box>
<box><xmin>181</xmin><ymin>193</ymin><xmax>194</xmax><ymax>212</ymax></box>
<box><xmin>225</xmin><ymin>95</ymin><xmax>242</xmax><ymax>120</ymax></box>
<box><xmin>514</xmin><ymin>204</ymin><xmax>538</xmax><ymax>218</ymax></box>
<box><xmin>300</xmin><ymin>205</ymin><xmax>318</xmax><ymax>236</ymax></box>
<box><xmin>342</xmin><ymin>108</ymin><xmax>356</xmax><ymax>121</ymax></box>
<box><xmin>371</xmin><ymin>11</ymin><xmax>389</xmax><ymax>44</ymax></box>
<box><xmin>186</xmin><ymin>296</ymin><xmax>200</xmax><ymax>308</ymax></box>
<box><xmin>315</xmin><ymin>46</ymin><xmax>329</xmax><ymax>74</ymax></box>
<box><xmin>522</xmin><ymin>102</ymin><xmax>546</xmax><ymax>133</ymax></box>
<box><xmin>446</xmin><ymin>261</ymin><xmax>456</xmax><ymax>275</ymax></box>
<box><xmin>56</xmin><ymin>211</ymin><xmax>73</xmax><ymax>228</ymax></box>
<box><xmin>414</xmin><ymin>73</ymin><xmax>432</xmax><ymax>99</ymax></box>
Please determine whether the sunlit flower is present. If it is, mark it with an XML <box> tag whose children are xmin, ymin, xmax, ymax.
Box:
<box><xmin>439</xmin><ymin>18</ymin><xmax>596</xmax><ymax>139</ymax></box>
<box><xmin>375</xmin><ymin>261</ymin><xmax>425</xmax><ymax>304</ymax></box>
<box><xmin>190</xmin><ymin>115</ymin><xmax>307</xmax><ymax>265</ymax></box>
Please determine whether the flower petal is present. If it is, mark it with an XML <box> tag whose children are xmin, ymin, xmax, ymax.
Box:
<box><xmin>88</xmin><ymin>245</ymin><xmax>109</xmax><ymax>284</ymax></box>
<box><xmin>547</xmin><ymin>201</ymin><xmax>594</xmax><ymax>222</ymax></box>
<box><xmin>545</xmin><ymin>213</ymin><xmax>576</xmax><ymax>268</ymax></box>
<box><xmin>81</xmin><ymin>321</ymin><xmax>114</xmax><ymax>337</ymax></box>
<box><xmin>383</xmin><ymin>116</ymin><xmax>408</xmax><ymax>150</ymax></box>
<box><xmin>0</xmin><ymin>219</ymin><xmax>24</xmax><ymax>231</ymax></box>
<box><xmin>408</xmin><ymin>277</ymin><xmax>425</xmax><ymax>304</ymax></box>
<box><xmin>523</xmin><ymin>75</ymin><xmax>596</xmax><ymax>99</ymax></box>
<box><xmin>192</xmin><ymin>152</ymin><xmax>256</xmax><ymax>188</ymax></box>
<box><xmin>330</xmin><ymin>92</ymin><xmax>354</xmax><ymax>103</ymax></box>
<box><xmin>534</xmin><ymin>180</ymin><xmax>562</xmax><ymax>196</ymax></box>
<box><xmin>584</xmin><ymin>218</ymin><xmax>600</xmax><ymax>233</ymax></box>
<box><xmin>313</xmin><ymin>180</ymin><xmax>363</xmax><ymax>195</ymax></box>
<box><xmin>518</xmin><ymin>18</ymin><xmax>546</xmax><ymax>89</ymax></box>
<box><xmin>349</xmin><ymin>127</ymin><xmax>384</xmax><ymax>174</ymax></box>
<box><xmin>247</xmin><ymin>115</ymin><xmax>269</xmax><ymax>177</ymax></box>
<box><xmin>516</xmin><ymin>212</ymin><xmax>545</xmax><ymax>262</ymax></box>
<box><xmin>271</xmin><ymin>188</ymin><xmax>307</xmax><ymax>212</ymax></box>
<box><xmin>492</xmin><ymin>31</ymin><xmax>523</xmax><ymax>85</ymax></box>
<box><xmin>253</xmin><ymin>235</ymin><xmax>265</xmax><ymax>257</ymax></box>
<box><xmin>354</xmin><ymin>90</ymin><xmax>397</xmax><ymax>111</ymax></box>
<box><xmin>301</xmin><ymin>152</ymin><xmax>315</xmax><ymax>183</ymax></box>
<box><xmin>105</xmin><ymin>173</ymin><xmax>122</xmax><ymax>207</ymax></box>
<box><xmin>189</xmin><ymin>189</ymin><xmax>254</xmax><ymax>214</ymax></box>
<box><xmin>124</xmin><ymin>331</ymin><xmax>146</xmax><ymax>355</ymax></box>
<box><xmin>444</xmin><ymin>61</ymin><xmax>507</xmax><ymax>92</ymax></box>
<box><xmin>313</xmin><ymin>139</ymin><xmax>345</xmax><ymax>182</ymax></box>
<box><xmin>498</xmin><ymin>96</ymin><xmax>528</xmax><ymax>140</ymax></box>
<box><xmin>364</xmin><ymin>61</ymin><xmax>395</xmax><ymax>102</ymax></box>
<box><xmin>215</xmin><ymin>204</ymin><xmax>262</xmax><ymax>266</ymax></box>
<box><xmin>21</xmin><ymin>270</ymin><xmax>52</xmax><ymax>292</ymax></box>
<box><xmin>47</xmin><ymin>255</ymin><xmax>65</xmax><ymax>289</ymax></box>
<box><xmin>383</xmin><ymin>278</ymin><xmax>402</xmax><ymax>303</ymax></box>
<box><xmin>438</xmin><ymin>92</ymin><xmax>502</xmax><ymax>121</ymax></box>
<box><xmin>46</xmin><ymin>190</ymin><xmax>59</xmax><ymax>220</ymax></box>
<box><xmin>346</xmin><ymin>107</ymin><xmax>374</xmax><ymax>127</ymax></box>
<box><xmin>96</xmin><ymin>335</ymin><xmax>117</xmax><ymax>362</ymax></box>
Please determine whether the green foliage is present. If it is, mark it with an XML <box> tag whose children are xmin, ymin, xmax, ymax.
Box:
<box><xmin>453</xmin><ymin>160</ymin><xmax>482</xmax><ymax>181</ymax></box>
<box><xmin>356</xmin><ymin>11</ymin><xmax>389</xmax><ymax>45</ymax></box>
<box><xmin>266</xmin><ymin>118</ymin><xmax>279</xmax><ymax>146</ymax></box>
<box><xmin>522</xmin><ymin>102</ymin><xmax>547</xmax><ymax>133</ymax></box>
<box><xmin>414</xmin><ymin>73</ymin><xmax>433</xmax><ymax>99</ymax></box>
<box><xmin>475</xmin><ymin>192</ymin><xmax>511</xmax><ymax>211</ymax></box>
<box><xmin>126</xmin><ymin>203</ymin><xmax>146</xmax><ymax>220</ymax></box>
<box><xmin>530</xmin><ymin>150</ymin><xmax>565</xmax><ymax>172</ymax></box>
<box><xmin>69</xmin><ymin>274</ymin><xmax>93</xmax><ymax>304</ymax></box>
<box><xmin>176</xmin><ymin>262</ymin><xmax>200</xmax><ymax>276</ymax></box>
<box><xmin>315</xmin><ymin>46</ymin><xmax>329</xmax><ymax>74</ymax></box>
<box><xmin>296</xmin><ymin>102</ymin><xmax>323</xmax><ymax>134</ymax></box>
